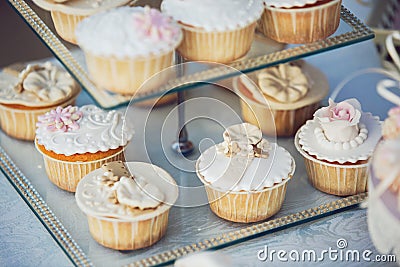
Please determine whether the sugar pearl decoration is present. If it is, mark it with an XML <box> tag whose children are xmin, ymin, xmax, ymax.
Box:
<box><xmin>315</xmin><ymin>123</ymin><xmax>368</xmax><ymax>150</ymax></box>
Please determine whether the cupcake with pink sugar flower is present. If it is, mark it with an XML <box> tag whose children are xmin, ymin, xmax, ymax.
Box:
<box><xmin>295</xmin><ymin>98</ymin><xmax>382</xmax><ymax>196</ymax></box>
<box><xmin>35</xmin><ymin>105</ymin><xmax>134</xmax><ymax>192</ymax></box>
<box><xmin>75</xmin><ymin>6</ymin><xmax>182</xmax><ymax>95</ymax></box>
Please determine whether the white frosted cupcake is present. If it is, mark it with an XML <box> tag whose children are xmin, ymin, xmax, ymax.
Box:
<box><xmin>76</xmin><ymin>6</ymin><xmax>182</xmax><ymax>95</ymax></box>
<box><xmin>196</xmin><ymin>123</ymin><xmax>295</xmax><ymax>223</ymax></box>
<box><xmin>295</xmin><ymin>98</ymin><xmax>381</xmax><ymax>196</ymax></box>
<box><xmin>32</xmin><ymin>0</ymin><xmax>133</xmax><ymax>44</ymax></box>
<box><xmin>35</xmin><ymin>105</ymin><xmax>134</xmax><ymax>192</ymax></box>
<box><xmin>161</xmin><ymin>0</ymin><xmax>264</xmax><ymax>63</ymax></box>
<box><xmin>76</xmin><ymin>161</ymin><xmax>178</xmax><ymax>250</ymax></box>
<box><xmin>0</xmin><ymin>62</ymin><xmax>80</xmax><ymax>140</ymax></box>
<box><xmin>234</xmin><ymin>61</ymin><xmax>329</xmax><ymax>137</ymax></box>
<box><xmin>260</xmin><ymin>0</ymin><xmax>342</xmax><ymax>44</ymax></box>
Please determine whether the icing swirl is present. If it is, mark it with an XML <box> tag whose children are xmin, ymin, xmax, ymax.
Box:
<box><xmin>0</xmin><ymin>62</ymin><xmax>79</xmax><ymax>107</ymax></box>
<box><xmin>382</xmin><ymin>106</ymin><xmax>400</xmax><ymax>140</ymax></box>
<box><xmin>35</xmin><ymin>105</ymin><xmax>134</xmax><ymax>156</ymax></box>
<box><xmin>314</xmin><ymin>98</ymin><xmax>362</xmax><ymax>143</ymax></box>
<box><xmin>258</xmin><ymin>63</ymin><xmax>309</xmax><ymax>103</ymax></box>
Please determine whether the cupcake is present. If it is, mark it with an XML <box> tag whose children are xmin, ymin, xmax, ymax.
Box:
<box><xmin>234</xmin><ymin>61</ymin><xmax>329</xmax><ymax>137</ymax></box>
<box><xmin>75</xmin><ymin>6</ymin><xmax>182</xmax><ymax>95</ymax></box>
<box><xmin>0</xmin><ymin>62</ymin><xmax>80</xmax><ymax>141</ymax></box>
<box><xmin>196</xmin><ymin>123</ymin><xmax>295</xmax><ymax>223</ymax></box>
<box><xmin>368</xmin><ymin>108</ymin><xmax>400</xmax><ymax>259</ymax></box>
<box><xmin>161</xmin><ymin>0</ymin><xmax>264</xmax><ymax>63</ymax></box>
<box><xmin>295</xmin><ymin>98</ymin><xmax>382</xmax><ymax>196</ymax></box>
<box><xmin>35</xmin><ymin>105</ymin><xmax>134</xmax><ymax>192</ymax></box>
<box><xmin>32</xmin><ymin>0</ymin><xmax>133</xmax><ymax>44</ymax></box>
<box><xmin>259</xmin><ymin>0</ymin><xmax>342</xmax><ymax>44</ymax></box>
<box><xmin>75</xmin><ymin>161</ymin><xmax>178</xmax><ymax>250</ymax></box>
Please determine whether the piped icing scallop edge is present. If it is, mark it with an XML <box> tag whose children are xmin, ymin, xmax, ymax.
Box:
<box><xmin>35</xmin><ymin>105</ymin><xmax>134</xmax><ymax>156</ymax></box>
<box><xmin>298</xmin><ymin>113</ymin><xmax>382</xmax><ymax>164</ymax></box>
<box><xmin>161</xmin><ymin>0</ymin><xmax>264</xmax><ymax>32</ymax></box>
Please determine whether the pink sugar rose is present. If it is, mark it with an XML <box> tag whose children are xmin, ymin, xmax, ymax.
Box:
<box><xmin>314</xmin><ymin>98</ymin><xmax>362</xmax><ymax>142</ymax></box>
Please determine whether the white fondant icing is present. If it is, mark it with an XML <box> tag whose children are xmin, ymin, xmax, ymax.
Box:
<box><xmin>35</xmin><ymin>105</ymin><xmax>134</xmax><ymax>156</ymax></box>
<box><xmin>298</xmin><ymin>112</ymin><xmax>382</xmax><ymax>164</ymax></box>
<box><xmin>116</xmin><ymin>176</ymin><xmax>164</xmax><ymax>210</ymax></box>
<box><xmin>161</xmin><ymin>0</ymin><xmax>264</xmax><ymax>32</ymax></box>
<box><xmin>0</xmin><ymin>63</ymin><xmax>79</xmax><ymax>107</ymax></box>
<box><xmin>234</xmin><ymin>61</ymin><xmax>329</xmax><ymax>111</ymax></box>
<box><xmin>75</xmin><ymin>6</ymin><xmax>182</xmax><ymax>59</ymax></box>
<box><xmin>197</xmin><ymin>143</ymin><xmax>294</xmax><ymax>192</ymax></box>
<box><xmin>264</xmin><ymin>0</ymin><xmax>323</xmax><ymax>8</ymax></box>
<box><xmin>257</xmin><ymin>63</ymin><xmax>309</xmax><ymax>103</ymax></box>
<box><xmin>76</xmin><ymin>162</ymin><xmax>178</xmax><ymax>220</ymax></box>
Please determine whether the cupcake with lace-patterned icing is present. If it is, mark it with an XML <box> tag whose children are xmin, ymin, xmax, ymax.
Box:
<box><xmin>32</xmin><ymin>0</ymin><xmax>135</xmax><ymax>44</ymax></box>
<box><xmin>35</xmin><ymin>104</ymin><xmax>134</xmax><ymax>192</ymax></box>
<box><xmin>295</xmin><ymin>98</ymin><xmax>382</xmax><ymax>196</ymax></box>
<box><xmin>0</xmin><ymin>62</ymin><xmax>80</xmax><ymax>140</ymax></box>
<box><xmin>75</xmin><ymin>161</ymin><xmax>178</xmax><ymax>250</ymax></box>
<box><xmin>259</xmin><ymin>0</ymin><xmax>342</xmax><ymax>44</ymax></box>
<box><xmin>234</xmin><ymin>61</ymin><xmax>329</xmax><ymax>136</ymax></box>
<box><xmin>196</xmin><ymin>123</ymin><xmax>295</xmax><ymax>223</ymax></box>
<box><xmin>161</xmin><ymin>0</ymin><xmax>264</xmax><ymax>63</ymax></box>
<box><xmin>75</xmin><ymin>6</ymin><xmax>182</xmax><ymax>95</ymax></box>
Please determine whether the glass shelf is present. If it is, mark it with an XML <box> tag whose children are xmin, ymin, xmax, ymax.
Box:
<box><xmin>8</xmin><ymin>0</ymin><xmax>374</xmax><ymax>109</ymax></box>
<box><xmin>3</xmin><ymin>1</ymin><xmax>376</xmax><ymax>267</ymax></box>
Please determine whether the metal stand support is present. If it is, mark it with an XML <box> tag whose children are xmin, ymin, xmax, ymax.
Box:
<box><xmin>171</xmin><ymin>54</ymin><xmax>194</xmax><ymax>155</ymax></box>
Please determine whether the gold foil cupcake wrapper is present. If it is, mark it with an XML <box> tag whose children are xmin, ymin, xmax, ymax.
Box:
<box><xmin>38</xmin><ymin>146</ymin><xmax>125</xmax><ymax>192</ymax></box>
<box><xmin>87</xmin><ymin>211</ymin><xmax>169</xmax><ymax>250</ymax></box>
<box><xmin>178</xmin><ymin>22</ymin><xmax>256</xmax><ymax>64</ymax></box>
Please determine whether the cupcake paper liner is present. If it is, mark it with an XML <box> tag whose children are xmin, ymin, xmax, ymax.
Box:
<box><xmin>84</xmin><ymin>51</ymin><xmax>174</xmax><ymax>95</ymax></box>
<box><xmin>51</xmin><ymin>11</ymin><xmax>87</xmax><ymax>44</ymax></box>
<box><xmin>295</xmin><ymin>131</ymin><xmax>369</xmax><ymax>196</ymax></box>
<box><xmin>204</xmin><ymin>181</ymin><xmax>289</xmax><ymax>223</ymax></box>
<box><xmin>87</xmin><ymin>211</ymin><xmax>169</xmax><ymax>250</ymax></box>
<box><xmin>0</xmin><ymin>95</ymin><xmax>77</xmax><ymax>141</ymax></box>
<box><xmin>36</xmin><ymin>144</ymin><xmax>125</xmax><ymax>192</ymax></box>
<box><xmin>259</xmin><ymin>0</ymin><xmax>342</xmax><ymax>44</ymax></box>
<box><xmin>178</xmin><ymin>22</ymin><xmax>256</xmax><ymax>63</ymax></box>
<box><xmin>240</xmin><ymin>100</ymin><xmax>320</xmax><ymax>137</ymax></box>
